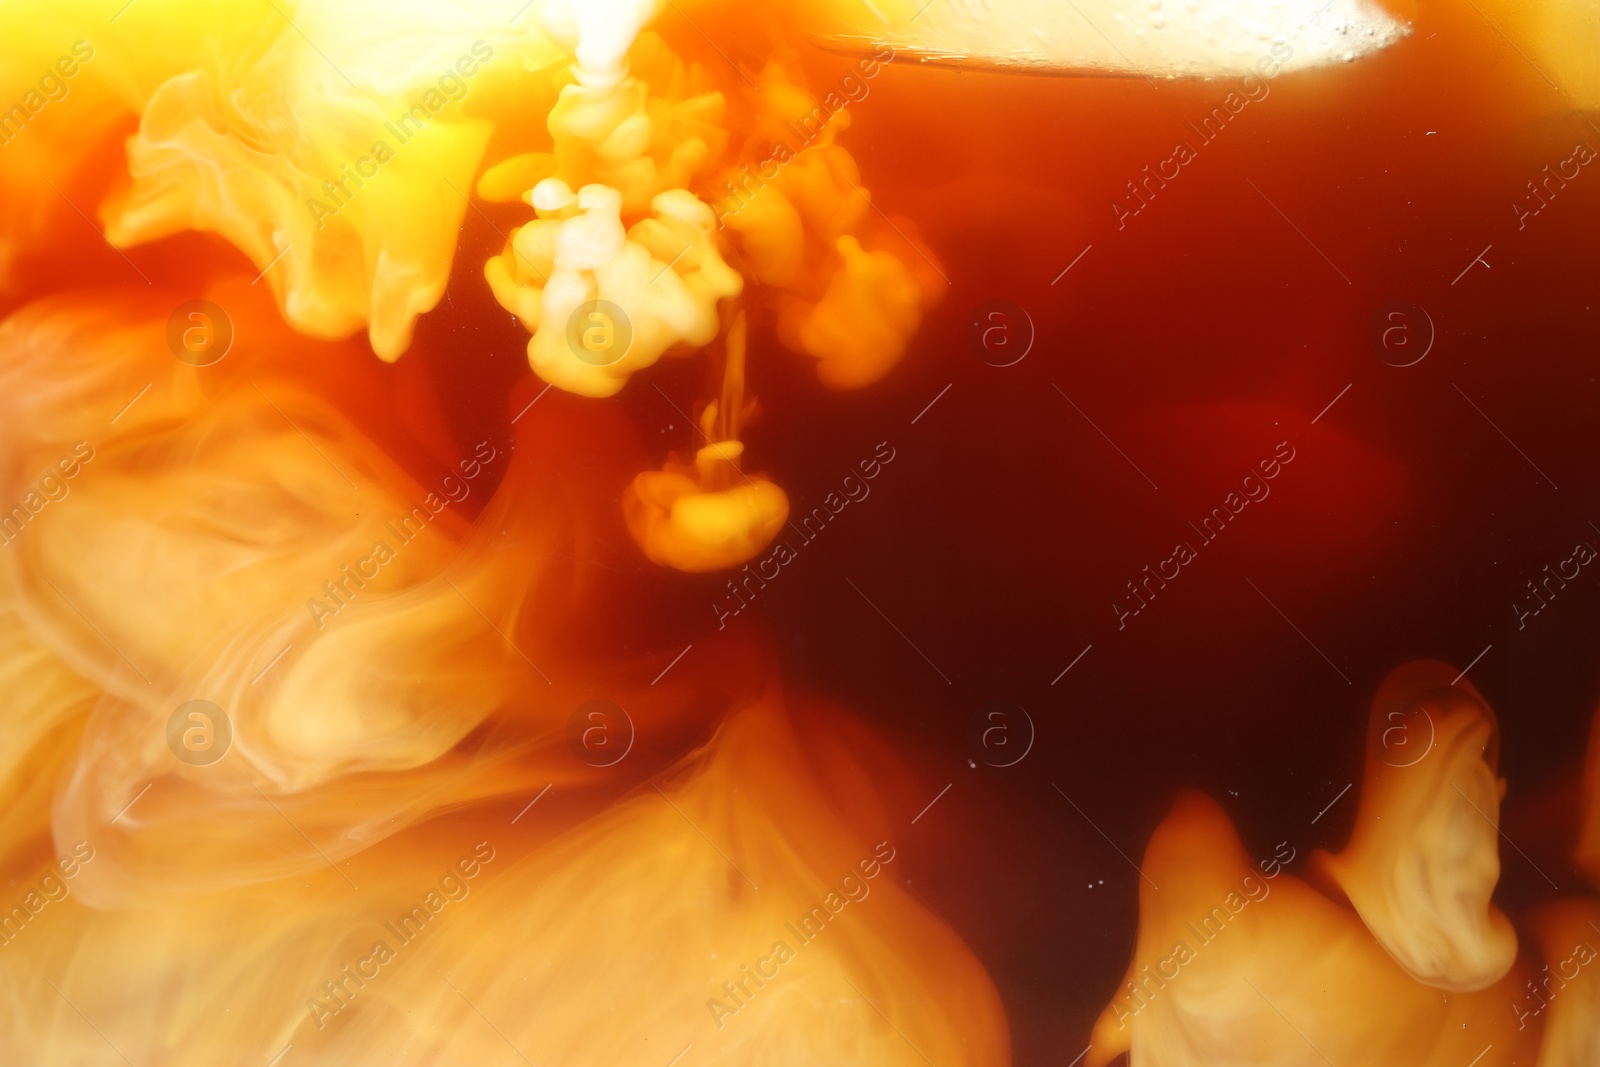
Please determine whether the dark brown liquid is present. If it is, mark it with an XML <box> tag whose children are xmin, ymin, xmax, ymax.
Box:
<box><xmin>398</xmin><ymin>6</ymin><xmax>1600</xmax><ymax>1060</ymax></box>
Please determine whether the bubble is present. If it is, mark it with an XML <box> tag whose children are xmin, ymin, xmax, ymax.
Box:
<box><xmin>966</xmin><ymin>699</ymin><xmax>1035</xmax><ymax>768</ymax></box>
<box><xmin>1367</xmin><ymin>301</ymin><xmax>1434</xmax><ymax>367</ymax></box>
<box><xmin>967</xmin><ymin>301</ymin><xmax>1034</xmax><ymax>367</ymax></box>
<box><xmin>565</xmin><ymin>299</ymin><xmax>634</xmax><ymax>367</ymax></box>
<box><xmin>165</xmin><ymin>300</ymin><xmax>234</xmax><ymax>367</ymax></box>
<box><xmin>166</xmin><ymin>700</ymin><xmax>233</xmax><ymax>766</ymax></box>
<box><xmin>566</xmin><ymin>699</ymin><xmax>635</xmax><ymax>767</ymax></box>
<box><xmin>1376</xmin><ymin>700</ymin><xmax>1435</xmax><ymax>768</ymax></box>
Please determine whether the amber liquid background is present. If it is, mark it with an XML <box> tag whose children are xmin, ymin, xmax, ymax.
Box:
<box><xmin>398</xmin><ymin>5</ymin><xmax>1599</xmax><ymax>1060</ymax></box>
